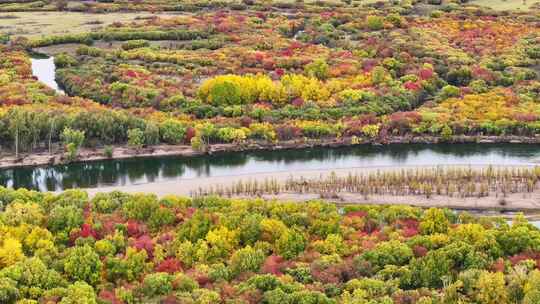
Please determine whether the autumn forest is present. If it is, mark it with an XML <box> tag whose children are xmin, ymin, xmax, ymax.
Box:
<box><xmin>1</xmin><ymin>0</ymin><xmax>540</xmax><ymax>303</ymax></box>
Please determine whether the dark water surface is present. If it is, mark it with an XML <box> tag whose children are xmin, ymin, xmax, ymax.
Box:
<box><xmin>2</xmin><ymin>143</ymin><xmax>540</xmax><ymax>192</ymax></box>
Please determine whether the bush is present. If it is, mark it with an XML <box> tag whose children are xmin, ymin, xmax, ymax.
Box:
<box><xmin>121</xmin><ymin>39</ymin><xmax>150</xmax><ymax>50</ymax></box>
<box><xmin>159</xmin><ymin>120</ymin><xmax>187</xmax><ymax>144</ymax></box>
<box><xmin>358</xmin><ymin>240</ymin><xmax>413</xmax><ymax>271</ymax></box>
<box><xmin>142</xmin><ymin>273</ymin><xmax>173</xmax><ymax>297</ymax></box>
<box><xmin>230</xmin><ymin>246</ymin><xmax>265</xmax><ymax>276</ymax></box>
<box><xmin>59</xmin><ymin>281</ymin><xmax>97</xmax><ymax>304</ymax></box>
<box><xmin>48</xmin><ymin>205</ymin><xmax>84</xmax><ymax>233</ymax></box>
<box><xmin>366</xmin><ymin>15</ymin><xmax>384</xmax><ymax>30</ymax></box>
<box><xmin>54</xmin><ymin>53</ymin><xmax>77</xmax><ymax>68</ymax></box>
<box><xmin>305</xmin><ymin>59</ymin><xmax>329</xmax><ymax>80</ymax></box>
<box><xmin>122</xmin><ymin>194</ymin><xmax>159</xmax><ymax>221</ymax></box>
<box><xmin>61</xmin><ymin>128</ymin><xmax>85</xmax><ymax>161</ymax></box>
<box><xmin>127</xmin><ymin>128</ymin><xmax>145</xmax><ymax>149</ymax></box>
<box><xmin>276</xmin><ymin>229</ymin><xmax>306</xmax><ymax>259</ymax></box>
<box><xmin>103</xmin><ymin>146</ymin><xmax>113</xmax><ymax>158</ymax></box>
<box><xmin>63</xmin><ymin>245</ymin><xmax>102</xmax><ymax>286</ymax></box>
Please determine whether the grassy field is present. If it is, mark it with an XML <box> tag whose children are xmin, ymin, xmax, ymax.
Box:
<box><xmin>470</xmin><ymin>0</ymin><xmax>538</xmax><ymax>11</ymax></box>
<box><xmin>0</xmin><ymin>11</ymin><xmax>181</xmax><ymax>38</ymax></box>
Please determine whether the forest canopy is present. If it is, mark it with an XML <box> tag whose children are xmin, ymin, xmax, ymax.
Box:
<box><xmin>1</xmin><ymin>187</ymin><xmax>540</xmax><ymax>303</ymax></box>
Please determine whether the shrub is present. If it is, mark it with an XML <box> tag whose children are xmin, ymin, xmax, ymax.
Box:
<box><xmin>63</xmin><ymin>245</ymin><xmax>102</xmax><ymax>286</ymax></box>
<box><xmin>142</xmin><ymin>272</ymin><xmax>173</xmax><ymax>297</ymax></box>
<box><xmin>54</xmin><ymin>53</ymin><xmax>77</xmax><ymax>68</ymax></box>
<box><xmin>159</xmin><ymin>120</ymin><xmax>187</xmax><ymax>144</ymax></box>
<box><xmin>359</xmin><ymin>240</ymin><xmax>413</xmax><ymax>271</ymax></box>
<box><xmin>305</xmin><ymin>59</ymin><xmax>329</xmax><ymax>80</ymax></box>
<box><xmin>276</xmin><ymin>229</ymin><xmax>306</xmax><ymax>259</ymax></box>
<box><xmin>121</xmin><ymin>39</ymin><xmax>150</xmax><ymax>50</ymax></box>
<box><xmin>103</xmin><ymin>146</ymin><xmax>113</xmax><ymax>158</ymax></box>
<box><xmin>59</xmin><ymin>281</ymin><xmax>97</xmax><ymax>304</ymax></box>
<box><xmin>61</xmin><ymin>127</ymin><xmax>85</xmax><ymax>160</ymax></box>
<box><xmin>366</xmin><ymin>15</ymin><xmax>384</xmax><ymax>30</ymax></box>
<box><xmin>127</xmin><ymin>128</ymin><xmax>145</xmax><ymax>149</ymax></box>
<box><xmin>122</xmin><ymin>193</ymin><xmax>159</xmax><ymax>221</ymax></box>
<box><xmin>230</xmin><ymin>246</ymin><xmax>265</xmax><ymax>276</ymax></box>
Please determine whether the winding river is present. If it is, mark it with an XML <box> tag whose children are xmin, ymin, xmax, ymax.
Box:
<box><xmin>2</xmin><ymin>143</ymin><xmax>540</xmax><ymax>192</ymax></box>
<box><xmin>30</xmin><ymin>55</ymin><xmax>65</xmax><ymax>94</ymax></box>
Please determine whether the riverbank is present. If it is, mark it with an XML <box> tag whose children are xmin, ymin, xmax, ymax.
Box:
<box><xmin>79</xmin><ymin>164</ymin><xmax>540</xmax><ymax>213</ymax></box>
<box><xmin>2</xmin><ymin>134</ymin><xmax>540</xmax><ymax>170</ymax></box>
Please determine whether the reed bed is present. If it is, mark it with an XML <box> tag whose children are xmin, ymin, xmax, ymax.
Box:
<box><xmin>191</xmin><ymin>166</ymin><xmax>540</xmax><ymax>199</ymax></box>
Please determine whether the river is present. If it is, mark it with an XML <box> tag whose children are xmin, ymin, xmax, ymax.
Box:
<box><xmin>30</xmin><ymin>55</ymin><xmax>65</xmax><ymax>94</ymax></box>
<box><xmin>1</xmin><ymin>143</ymin><xmax>540</xmax><ymax>192</ymax></box>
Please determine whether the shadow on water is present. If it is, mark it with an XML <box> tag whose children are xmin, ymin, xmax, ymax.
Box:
<box><xmin>1</xmin><ymin>143</ymin><xmax>540</xmax><ymax>192</ymax></box>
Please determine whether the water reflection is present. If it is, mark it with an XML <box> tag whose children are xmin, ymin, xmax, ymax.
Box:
<box><xmin>1</xmin><ymin>143</ymin><xmax>540</xmax><ymax>191</ymax></box>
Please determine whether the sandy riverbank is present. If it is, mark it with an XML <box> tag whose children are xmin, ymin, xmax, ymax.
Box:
<box><xmin>3</xmin><ymin>134</ymin><xmax>540</xmax><ymax>169</ymax></box>
<box><xmin>82</xmin><ymin>164</ymin><xmax>540</xmax><ymax>212</ymax></box>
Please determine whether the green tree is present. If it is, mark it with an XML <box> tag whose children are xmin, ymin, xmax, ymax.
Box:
<box><xmin>0</xmin><ymin>277</ymin><xmax>19</xmax><ymax>303</ymax></box>
<box><xmin>420</xmin><ymin>208</ymin><xmax>449</xmax><ymax>234</ymax></box>
<box><xmin>305</xmin><ymin>59</ymin><xmax>329</xmax><ymax>80</ymax></box>
<box><xmin>177</xmin><ymin>211</ymin><xmax>214</xmax><ymax>243</ymax></box>
<box><xmin>159</xmin><ymin>120</ymin><xmax>186</xmax><ymax>144</ymax></box>
<box><xmin>7</xmin><ymin>108</ymin><xmax>27</xmax><ymax>158</ymax></box>
<box><xmin>61</xmin><ymin>127</ymin><xmax>85</xmax><ymax>161</ymax></box>
<box><xmin>121</xmin><ymin>193</ymin><xmax>159</xmax><ymax>221</ymax></box>
<box><xmin>48</xmin><ymin>204</ymin><xmax>84</xmax><ymax>233</ymax></box>
<box><xmin>524</xmin><ymin>270</ymin><xmax>540</xmax><ymax>304</ymax></box>
<box><xmin>410</xmin><ymin>250</ymin><xmax>453</xmax><ymax>288</ymax></box>
<box><xmin>142</xmin><ymin>273</ymin><xmax>173</xmax><ymax>297</ymax></box>
<box><xmin>63</xmin><ymin>245</ymin><xmax>102</xmax><ymax>286</ymax></box>
<box><xmin>144</xmin><ymin>123</ymin><xmax>160</xmax><ymax>145</ymax></box>
<box><xmin>276</xmin><ymin>229</ymin><xmax>306</xmax><ymax>259</ymax></box>
<box><xmin>59</xmin><ymin>281</ymin><xmax>97</xmax><ymax>304</ymax></box>
<box><xmin>205</xmin><ymin>226</ymin><xmax>239</xmax><ymax>262</ymax></box>
<box><xmin>436</xmin><ymin>85</ymin><xmax>460</xmax><ymax>101</ymax></box>
<box><xmin>148</xmin><ymin>207</ymin><xmax>176</xmax><ymax>231</ymax></box>
<box><xmin>229</xmin><ymin>246</ymin><xmax>265</xmax><ymax>276</ymax></box>
<box><xmin>105</xmin><ymin>247</ymin><xmax>148</xmax><ymax>282</ymax></box>
<box><xmin>208</xmin><ymin>81</ymin><xmax>242</xmax><ymax>105</ymax></box>
<box><xmin>0</xmin><ymin>257</ymin><xmax>66</xmax><ymax>300</ymax></box>
<box><xmin>366</xmin><ymin>15</ymin><xmax>384</xmax><ymax>30</ymax></box>
<box><xmin>475</xmin><ymin>271</ymin><xmax>508</xmax><ymax>304</ymax></box>
<box><xmin>359</xmin><ymin>240</ymin><xmax>413</xmax><ymax>271</ymax></box>
<box><xmin>127</xmin><ymin>128</ymin><xmax>145</xmax><ymax>149</ymax></box>
<box><xmin>1</xmin><ymin>200</ymin><xmax>44</xmax><ymax>226</ymax></box>
<box><xmin>440</xmin><ymin>125</ymin><xmax>453</xmax><ymax>142</ymax></box>
<box><xmin>54</xmin><ymin>53</ymin><xmax>76</xmax><ymax>68</ymax></box>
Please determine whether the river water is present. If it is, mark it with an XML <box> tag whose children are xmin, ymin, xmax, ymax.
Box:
<box><xmin>30</xmin><ymin>55</ymin><xmax>65</xmax><ymax>94</ymax></box>
<box><xmin>1</xmin><ymin>143</ymin><xmax>540</xmax><ymax>192</ymax></box>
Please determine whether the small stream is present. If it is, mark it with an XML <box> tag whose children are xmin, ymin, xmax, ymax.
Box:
<box><xmin>30</xmin><ymin>55</ymin><xmax>65</xmax><ymax>94</ymax></box>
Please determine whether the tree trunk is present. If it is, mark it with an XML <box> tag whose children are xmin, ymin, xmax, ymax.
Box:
<box><xmin>15</xmin><ymin>127</ymin><xmax>18</xmax><ymax>158</ymax></box>
<box><xmin>49</xmin><ymin>121</ymin><xmax>54</xmax><ymax>155</ymax></box>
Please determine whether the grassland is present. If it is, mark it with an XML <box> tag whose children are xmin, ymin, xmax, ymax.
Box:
<box><xmin>0</xmin><ymin>11</ymin><xmax>180</xmax><ymax>38</ymax></box>
<box><xmin>470</xmin><ymin>0</ymin><xmax>538</xmax><ymax>11</ymax></box>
